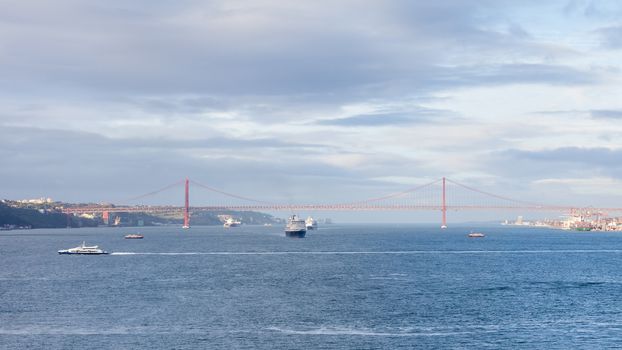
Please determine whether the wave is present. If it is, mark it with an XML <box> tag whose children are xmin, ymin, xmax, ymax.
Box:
<box><xmin>0</xmin><ymin>326</ymin><xmax>145</xmax><ymax>335</ymax></box>
<box><xmin>266</xmin><ymin>326</ymin><xmax>474</xmax><ymax>337</ymax></box>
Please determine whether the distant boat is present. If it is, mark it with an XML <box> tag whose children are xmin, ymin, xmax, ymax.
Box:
<box><xmin>468</xmin><ymin>232</ymin><xmax>485</xmax><ymax>238</ymax></box>
<box><xmin>441</xmin><ymin>225</ymin><xmax>447</xmax><ymax>229</ymax></box>
<box><xmin>285</xmin><ymin>215</ymin><xmax>306</xmax><ymax>238</ymax></box>
<box><xmin>224</xmin><ymin>217</ymin><xmax>241</xmax><ymax>228</ymax></box>
<box><xmin>305</xmin><ymin>216</ymin><xmax>318</xmax><ymax>230</ymax></box>
<box><xmin>124</xmin><ymin>234</ymin><xmax>144</xmax><ymax>239</ymax></box>
<box><xmin>182</xmin><ymin>225</ymin><xmax>190</xmax><ymax>229</ymax></box>
<box><xmin>58</xmin><ymin>242</ymin><xmax>109</xmax><ymax>255</ymax></box>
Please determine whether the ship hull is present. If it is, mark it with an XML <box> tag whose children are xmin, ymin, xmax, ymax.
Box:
<box><xmin>58</xmin><ymin>251</ymin><xmax>109</xmax><ymax>255</ymax></box>
<box><xmin>285</xmin><ymin>230</ymin><xmax>306</xmax><ymax>238</ymax></box>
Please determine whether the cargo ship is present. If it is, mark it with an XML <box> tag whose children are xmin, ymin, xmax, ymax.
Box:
<box><xmin>285</xmin><ymin>215</ymin><xmax>306</xmax><ymax>238</ymax></box>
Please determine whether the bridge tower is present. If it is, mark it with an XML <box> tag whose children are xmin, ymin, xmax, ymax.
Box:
<box><xmin>102</xmin><ymin>211</ymin><xmax>109</xmax><ymax>225</ymax></box>
<box><xmin>183</xmin><ymin>178</ymin><xmax>190</xmax><ymax>229</ymax></box>
<box><xmin>441</xmin><ymin>177</ymin><xmax>447</xmax><ymax>229</ymax></box>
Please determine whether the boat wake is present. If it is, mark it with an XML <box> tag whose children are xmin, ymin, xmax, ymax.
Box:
<box><xmin>110</xmin><ymin>249</ymin><xmax>622</xmax><ymax>256</ymax></box>
<box><xmin>111</xmin><ymin>252</ymin><xmax>213</xmax><ymax>256</ymax></box>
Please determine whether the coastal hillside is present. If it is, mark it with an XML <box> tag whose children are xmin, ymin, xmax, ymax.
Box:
<box><xmin>0</xmin><ymin>201</ymin><xmax>280</xmax><ymax>229</ymax></box>
<box><xmin>0</xmin><ymin>202</ymin><xmax>97</xmax><ymax>229</ymax></box>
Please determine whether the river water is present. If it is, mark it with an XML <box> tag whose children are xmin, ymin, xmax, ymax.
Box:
<box><xmin>2</xmin><ymin>224</ymin><xmax>622</xmax><ymax>349</ymax></box>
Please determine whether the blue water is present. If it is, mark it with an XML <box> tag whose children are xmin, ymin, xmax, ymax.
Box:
<box><xmin>3</xmin><ymin>224</ymin><xmax>622</xmax><ymax>349</ymax></box>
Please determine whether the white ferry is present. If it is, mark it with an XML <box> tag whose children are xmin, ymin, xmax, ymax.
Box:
<box><xmin>305</xmin><ymin>216</ymin><xmax>318</xmax><ymax>230</ymax></box>
<box><xmin>58</xmin><ymin>242</ymin><xmax>109</xmax><ymax>255</ymax></box>
<box><xmin>285</xmin><ymin>215</ymin><xmax>307</xmax><ymax>238</ymax></box>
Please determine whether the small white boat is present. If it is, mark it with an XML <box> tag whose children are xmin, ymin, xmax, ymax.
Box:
<box><xmin>124</xmin><ymin>234</ymin><xmax>144</xmax><ymax>239</ymax></box>
<box><xmin>305</xmin><ymin>216</ymin><xmax>318</xmax><ymax>230</ymax></box>
<box><xmin>58</xmin><ymin>242</ymin><xmax>109</xmax><ymax>255</ymax></box>
<box><xmin>468</xmin><ymin>232</ymin><xmax>485</xmax><ymax>238</ymax></box>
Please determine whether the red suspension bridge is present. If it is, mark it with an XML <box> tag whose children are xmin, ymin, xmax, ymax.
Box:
<box><xmin>61</xmin><ymin>177</ymin><xmax>621</xmax><ymax>228</ymax></box>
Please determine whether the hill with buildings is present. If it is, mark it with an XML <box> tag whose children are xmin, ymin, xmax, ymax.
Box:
<box><xmin>0</xmin><ymin>201</ymin><xmax>97</xmax><ymax>229</ymax></box>
<box><xmin>0</xmin><ymin>199</ymin><xmax>280</xmax><ymax>230</ymax></box>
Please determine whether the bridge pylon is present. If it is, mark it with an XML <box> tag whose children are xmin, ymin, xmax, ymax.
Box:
<box><xmin>441</xmin><ymin>177</ymin><xmax>447</xmax><ymax>229</ymax></box>
<box><xmin>183</xmin><ymin>178</ymin><xmax>190</xmax><ymax>229</ymax></box>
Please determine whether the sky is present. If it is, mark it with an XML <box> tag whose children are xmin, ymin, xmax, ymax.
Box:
<box><xmin>2</xmin><ymin>0</ymin><xmax>622</xmax><ymax>221</ymax></box>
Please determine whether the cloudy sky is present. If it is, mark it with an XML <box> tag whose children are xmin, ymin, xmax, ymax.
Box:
<box><xmin>2</xmin><ymin>0</ymin><xmax>622</xmax><ymax>219</ymax></box>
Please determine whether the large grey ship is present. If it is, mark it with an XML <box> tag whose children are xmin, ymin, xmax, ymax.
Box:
<box><xmin>285</xmin><ymin>215</ymin><xmax>307</xmax><ymax>238</ymax></box>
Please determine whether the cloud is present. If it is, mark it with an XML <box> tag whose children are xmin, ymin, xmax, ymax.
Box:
<box><xmin>318</xmin><ymin>113</ymin><xmax>431</xmax><ymax>126</ymax></box>
<box><xmin>316</xmin><ymin>105</ymin><xmax>453</xmax><ymax>126</ymax></box>
<box><xmin>439</xmin><ymin>63</ymin><xmax>597</xmax><ymax>87</ymax></box>
<box><xmin>596</xmin><ymin>25</ymin><xmax>622</xmax><ymax>49</ymax></box>
<box><xmin>531</xmin><ymin>109</ymin><xmax>622</xmax><ymax>120</ymax></box>
<box><xmin>501</xmin><ymin>147</ymin><xmax>622</xmax><ymax>166</ymax></box>
<box><xmin>0</xmin><ymin>1</ymin><xmax>598</xmax><ymax>102</ymax></box>
<box><xmin>489</xmin><ymin>147</ymin><xmax>622</xmax><ymax>184</ymax></box>
<box><xmin>0</xmin><ymin>126</ymin><xmax>422</xmax><ymax>205</ymax></box>
<box><xmin>532</xmin><ymin>177</ymin><xmax>622</xmax><ymax>196</ymax></box>
<box><xmin>564</xmin><ymin>0</ymin><xmax>622</xmax><ymax>19</ymax></box>
<box><xmin>590</xmin><ymin>109</ymin><xmax>622</xmax><ymax>119</ymax></box>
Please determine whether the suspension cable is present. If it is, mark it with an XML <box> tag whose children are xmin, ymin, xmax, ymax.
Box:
<box><xmin>445</xmin><ymin>178</ymin><xmax>547</xmax><ymax>207</ymax></box>
<box><xmin>122</xmin><ymin>179</ymin><xmax>186</xmax><ymax>202</ymax></box>
<box><xmin>190</xmin><ymin>179</ymin><xmax>275</xmax><ymax>205</ymax></box>
<box><xmin>337</xmin><ymin>178</ymin><xmax>443</xmax><ymax>206</ymax></box>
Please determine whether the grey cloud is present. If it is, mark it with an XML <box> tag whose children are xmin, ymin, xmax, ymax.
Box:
<box><xmin>129</xmin><ymin>96</ymin><xmax>232</xmax><ymax>115</ymax></box>
<box><xmin>440</xmin><ymin>63</ymin><xmax>597</xmax><ymax>87</ymax></box>
<box><xmin>0</xmin><ymin>126</ymin><xmax>330</xmax><ymax>154</ymax></box>
<box><xmin>0</xmin><ymin>125</ymin><xmax>442</xmax><ymax>206</ymax></box>
<box><xmin>318</xmin><ymin>113</ymin><xmax>432</xmax><ymax>126</ymax></box>
<box><xmin>597</xmin><ymin>26</ymin><xmax>622</xmax><ymax>49</ymax></box>
<box><xmin>0</xmin><ymin>1</ymin><xmax>595</xmax><ymax>101</ymax></box>
<box><xmin>317</xmin><ymin>106</ymin><xmax>453</xmax><ymax>126</ymax></box>
<box><xmin>502</xmin><ymin>147</ymin><xmax>621</xmax><ymax>163</ymax></box>
<box><xmin>0</xmin><ymin>126</ymin><xmax>387</xmax><ymax>203</ymax></box>
<box><xmin>475</xmin><ymin>147</ymin><xmax>622</xmax><ymax>202</ymax></box>
<box><xmin>564</xmin><ymin>0</ymin><xmax>622</xmax><ymax>19</ymax></box>
<box><xmin>493</xmin><ymin>147</ymin><xmax>622</xmax><ymax>179</ymax></box>
<box><xmin>590</xmin><ymin>109</ymin><xmax>622</xmax><ymax>119</ymax></box>
<box><xmin>531</xmin><ymin>109</ymin><xmax>622</xmax><ymax>120</ymax></box>
<box><xmin>507</xmin><ymin>23</ymin><xmax>531</xmax><ymax>39</ymax></box>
